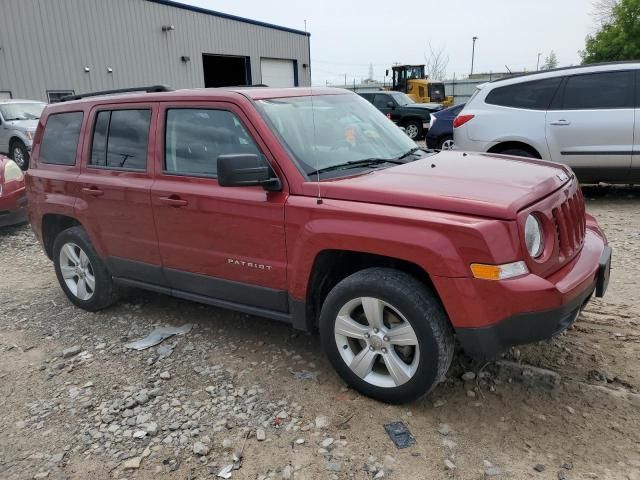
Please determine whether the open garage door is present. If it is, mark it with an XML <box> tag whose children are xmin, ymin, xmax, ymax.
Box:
<box><xmin>202</xmin><ymin>54</ymin><xmax>250</xmax><ymax>88</ymax></box>
<box><xmin>260</xmin><ymin>58</ymin><xmax>296</xmax><ymax>87</ymax></box>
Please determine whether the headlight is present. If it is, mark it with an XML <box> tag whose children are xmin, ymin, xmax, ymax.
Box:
<box><xmin>4</xmin><ymin>160</ymin><xmax>24</xmax><ymax>182</ymax></box>
<box><xmin>524</xmin><ymin>214</ymin><xmax>544</xmax><ymax>258</ymax></box>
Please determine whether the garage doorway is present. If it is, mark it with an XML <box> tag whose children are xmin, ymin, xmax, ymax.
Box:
<box><xmin>260</xmin><ymin>58</ymin><xmax>297</xmax><ymax>87</ymax></box>
<box><xmin>202</xmin><ymin>54</ymin><xmax>251</xmax><ymax>88</ymax></box>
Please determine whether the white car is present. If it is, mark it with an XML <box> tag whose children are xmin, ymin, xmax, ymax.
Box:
<box><xmin>453</xmin><ymin>62</ymin><xmax>640</xmax><ymax>184</ymax></box>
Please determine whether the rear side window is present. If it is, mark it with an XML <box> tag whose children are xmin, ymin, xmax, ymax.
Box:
<box><xmin>485</xmin><ymin>77</ymin><xmax>562</xmax><ymax>110</ymax></box>
<box><xmin>164</xmin><ymin>108</ymin><xmax>261</xmax><ymax>177</ymax></box>
<box><xmin>39</xmin><ymin>112</ymin><xmax>83</xmax><ymax>165</ymax></box>
<box><xmin>562</xmin><ymin>71</ymin><xmax>635</xmax><ymax>109</ymax></box>
<box><xmin>90</xmin><ymin>109</ymin><xmax>151</xmax><ymax>170</ymax></box>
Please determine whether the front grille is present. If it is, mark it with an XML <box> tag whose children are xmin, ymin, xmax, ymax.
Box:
<box><xmin>552</xmin><ymin>190</ymin><xmax>586</xmax><ymax>260</ymax></box>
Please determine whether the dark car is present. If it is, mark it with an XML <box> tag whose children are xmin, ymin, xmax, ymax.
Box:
<box><xmin>425</xmin><ymin>103</ymin><xmax>465</xmax><ymax>150</ymax></box>
<box><xmin>359</xmin><ymin>91</ymin><xmax>442</xmax><ymax>140</ymax></box>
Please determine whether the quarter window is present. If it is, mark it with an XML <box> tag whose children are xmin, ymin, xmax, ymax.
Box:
<box><xmin>485</xmin><ymin>77</ymin><xmax>562</xmax><ymax>110</ymax></box>
<box><xmin>562</xmin><ymin>71</ymin><xmax>634</xmax><ymax>109</ymax></box>
<box><xmin>164</xmin><ymin>109</ymin><xmax>261</xmax><ymax>177</ymax></box>
<box><xmin>90</xmin><ymin>109</ymin><xmax>151</xmax><ymax>170</ymax></box>
<box><xmin>39</xmin><ymin>112</ymin><xmax>84</xmax><ymax>165</ymax></box>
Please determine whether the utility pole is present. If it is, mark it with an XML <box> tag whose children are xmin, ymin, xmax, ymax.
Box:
<box><xmin>470</xmin><ymin>36</ymin><xmax>478</xmax><ymax>76</ymax></box>
<box><xmin>344</xmin><ymin>73</ymin><xmax>347</xmax><ymax>87</ymax></box>
<box><xmin>537</xmin><ymin>52</ymin><xmax>542</xmax><ymax>71</ymax></box>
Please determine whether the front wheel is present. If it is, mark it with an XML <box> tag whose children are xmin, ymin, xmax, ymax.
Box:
<box><xmin>53</xmin><ymin>226</ymin><xmax>120</xmax><ymax>311</ymax></box>
<box><xmin>403</xmin><ymin>121</ymin><xmax>423</xmax><ymax>140</ymax></box>
<box><xmin>10</xmin><ymin>140</ymin><xmax>29</xmax><ymax>170</ymax></box>
<box><xmin>319</xmin><ymin>268</ymin><xmax>454</xmax><ymax>403</ymax></box>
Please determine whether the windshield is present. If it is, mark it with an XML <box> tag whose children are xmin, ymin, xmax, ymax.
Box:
<box><xmin>406</xmin><ymin>66</ymin><xmax>425</xmax><ymax>79</ymax></box>
<box><xmin>257</xmin><ymin>94</ymin><xmax>419</xmax><ymax>178</ymax></box>
<box><xmin>0</xmin><ymin>102</ymin><xmax>45</xmax><ymax>121</ymax></box>
<box><xmin>390</xmin><ymin>92</ymin><xmax>415</xmax><ymax>106</ymax></box>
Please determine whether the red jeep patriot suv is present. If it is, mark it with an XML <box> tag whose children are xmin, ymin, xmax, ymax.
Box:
<box><xmin>25</xmin><ymin>86</ymin><xmax>611</xmax><ymax>403</ymax></box>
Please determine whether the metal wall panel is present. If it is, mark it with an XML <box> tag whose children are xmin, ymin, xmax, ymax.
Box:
<box><xmin>0</xmin><ymin>0</ymin><xmax>311</xmax><ymax>101</ymax></box>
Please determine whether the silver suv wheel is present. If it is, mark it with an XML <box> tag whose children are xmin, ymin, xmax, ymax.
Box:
<box><xmin>12</xmin><ymin>145</ymin><xmax>25</xmax><ymax>169</ymax></box>
<box><xmin>334</xmin><ymin>297</ymin><xmax>420</xmax><ymax>388</ymax></box>
<box><xmin>59</xmin><ymin>242</ymin><xmax>95</xmax><ymax>301</ymax></box>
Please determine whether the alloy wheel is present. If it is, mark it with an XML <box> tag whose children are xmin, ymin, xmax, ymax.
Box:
<box><xmin>334</xmin><ymin>297</ymin><xmax>420</xmax><ymax>388</ymax></box>
<box><xmin>12</xmin><ymin>146</ymin><xmax>25</xmax><ymax>169</ymax></box>
<box><xmin>405</xmin><ymin>124</ymin><xmax>419</xmax><ymax>139</ymax></box>
<box><xmin>441</xmin><ymin>139</ymin><xmax>454</xmax><ymax>150</ymax></box>
<box><xmin>59</xmin><ymin>242</ymin><xmax>95</xmax><ymax>301</ymax></box>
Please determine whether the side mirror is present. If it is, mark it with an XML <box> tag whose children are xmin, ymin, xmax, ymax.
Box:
<box><xmin>386</xmin><ymin>101</ymin><xmax>395</xmax><ymax>109</ymax></box>
<box><xmin>217</xmin><ymin>154</ymin><xmax>281</xmax><ymax>191</ymax></box>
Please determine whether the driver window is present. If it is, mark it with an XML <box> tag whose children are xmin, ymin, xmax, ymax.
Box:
<box><xmin>164</xmin><ymin>108</ymin><xmax>261</xmax><ymax>177</ymax></box>
<box><xmin>373</xmin><ymin>95</ymin><xmax>392</xmax><ymax>108</ymax></box>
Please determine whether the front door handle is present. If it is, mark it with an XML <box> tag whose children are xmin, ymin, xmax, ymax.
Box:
<box><xmin>550</xmin><ymin>119</ymin><xmax>571</xmax><ymax>126</ymax></box>
<box><xmin>158</xmin><ymin>195</ymin><xmax>188</xmax><ymax>207</ymax></box>
<box><xmin>81</xmin><ymin>186</ymin><xmax>104</xmax><ymax>197</ymax></box>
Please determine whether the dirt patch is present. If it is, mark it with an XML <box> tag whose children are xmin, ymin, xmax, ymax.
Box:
<box><xmin>0</xmin><ymin>187</ymin><xmax>639</xmax><ymax>480</ymax></box>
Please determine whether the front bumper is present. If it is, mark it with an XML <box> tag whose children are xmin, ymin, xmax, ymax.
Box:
<box><xmin>0</xmin><ymin>189</ymin><xmax>28</xmax><ymax>227</ymax></box>
<box><xmin>433</xmin><ymin>222</ymin><xmax>610</xmax><ymax>359</ymax></box>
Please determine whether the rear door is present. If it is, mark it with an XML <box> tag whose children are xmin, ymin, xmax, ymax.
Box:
<box><xmin>75</xmin><ymin>103</ymin><xmax>164</xmax><ymax>285</ymax></box>
<box><xmin>546</xmin><ymin>70</ymin><xmax>635</xmax><ymax>182</ymax></box>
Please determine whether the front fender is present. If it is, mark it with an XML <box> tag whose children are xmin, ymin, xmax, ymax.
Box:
<box><xmin>285</xmin><ymin>196</ymin><xmax>521</xmax><ymax>300</ymax></box>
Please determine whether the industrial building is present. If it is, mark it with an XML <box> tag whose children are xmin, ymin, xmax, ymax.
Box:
<box><xmin>0</xmin><ymin>0</ymin><xmax>311</xmax><ymax>102</ymax></box>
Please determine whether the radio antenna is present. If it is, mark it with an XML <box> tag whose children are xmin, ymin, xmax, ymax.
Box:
<box><xmin>305</xmin><ymin>19</ymin><xmax>322</xmax><ymax>204</ymax></box>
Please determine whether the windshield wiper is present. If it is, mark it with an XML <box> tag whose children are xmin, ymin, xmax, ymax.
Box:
<box><xmin>397</xmin><ymin>147</ymin><xmax>423</xmax><ymax>160</ymax></box>
<box><xmin>307</xmin><ymin>158</ymin><xmax>404</xmax><ymax>176</ymax></box>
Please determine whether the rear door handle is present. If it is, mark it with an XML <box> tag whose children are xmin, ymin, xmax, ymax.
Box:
<box><xmin>81</xmin><ymin>186</ymin><xmax>104</xmax><ymax>197</ymax></box>
<box><xmin>550</xmin><ymin>119</ymin><xmax>571</xmax><ymax>126</ymax></box>
<box><xmin>158</xmin><ymin>195</ymin><xmax>188</xmax><ymax>207</ymax></box>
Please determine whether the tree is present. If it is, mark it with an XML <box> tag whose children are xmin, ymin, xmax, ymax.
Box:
<box><xmin>592</xmin><ymin>0</ymin><xmax>619</xmax><ymax>26</ymax></box>
<box><xmin>582</xmin><ymin>0</ymin><xmax>640</xmax><ymax>63</ymax></box>
<box><xmin>424</xmin><ymin>42</ymin><xmax>449</xmax><ymax>80</ymax></box>
<box><xmin>541</xmin><ymin>50</ymin><xmax>559</xmax><ymax>70</ymax></box>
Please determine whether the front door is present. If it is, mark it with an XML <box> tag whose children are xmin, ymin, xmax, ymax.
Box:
<box><xmin>75</xmin><ymin>103</ymin><xmax>164</xmax><ymax>285</ymax></box>
<box><xmin>150</xmin><ymin>102</ymin><xmax>289</xmax><ymax>313</ymax></box>
<box><xmin>373</xmin><ymin>94</ymin><xmax>398</xmax><ymax>123</ymax></box>
<box><xmin>546</xmin><ymin>70</ymin><xmax>635</xmax><ymax>183</ymax></box>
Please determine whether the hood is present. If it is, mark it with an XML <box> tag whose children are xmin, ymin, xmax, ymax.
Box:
<box><xmin>5</xmin><ymin>119</ymin><xmax>38</xmax><ymax>132</ymax></box>
<box><xmin>403</xmin><ymin>103</ymin><xmax>442</xmax><ymax>112</ymax></box>
<box><xmin>305</xmin><ymin>151</ymin><xmax>572</xmax><ymax>220</ymax></box>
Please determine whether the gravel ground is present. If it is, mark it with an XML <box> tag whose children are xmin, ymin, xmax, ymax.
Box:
<box><xmin>1</xmin><ymin>186</ymin><xmax>639</xmax><ymax>480</ymax></box>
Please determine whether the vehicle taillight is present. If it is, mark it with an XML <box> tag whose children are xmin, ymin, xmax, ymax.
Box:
<box><xmin>453</xmin><ymin>114</ymin><xmax>474</xmax><ymax>128</ymax></box>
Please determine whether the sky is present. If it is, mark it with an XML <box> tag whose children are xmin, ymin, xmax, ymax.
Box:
<box><xmin>181</xmin><ymin>0</ymin><xmax>598</xmax><ymax>86</ymax></box>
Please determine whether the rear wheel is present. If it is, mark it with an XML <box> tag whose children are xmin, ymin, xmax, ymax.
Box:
<box><xmin>404</xmin><ymin>121</ymin><xmax>423</xmax><ymax>140</ymax></box>
<box><xmin>9</xmin><ymin>140</ymin><xmax>29</xmax><ymax>170</ymax></box>
<box><xmin>439</xmin><ymin>135</ymin><xmax>454</xmax><ymax>150</ymax></box>
<box><xmin>53</xmin><ymin>226</ymin><xmax>119</xmax><ymax>311</ymax></box>
<box><xmin>319</xmin><ymin>268</ymin><xmax>454</xmax><ymax>403</ymax></box>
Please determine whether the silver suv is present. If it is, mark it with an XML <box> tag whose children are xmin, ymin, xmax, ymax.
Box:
<box><xmin>453</xmin><ymin>61</ymin><xmax>640</xmax><ymax>184</ymax></box>
<box><xmin>0</xmin><ymin>100</ymin><xmax>46</xmax><ymax>170</ymax></box>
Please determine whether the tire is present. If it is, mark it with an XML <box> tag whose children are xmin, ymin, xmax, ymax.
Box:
<box><xmin>438</xmin><ymin>135</ymin><xmax>454</xmax><ymax>150</ymax></box>
<box><xmin>403</xmin><ymin>121</ymin><xmax>423</xmax><ymax>140</ymax></box>
<box><xmin>52</xmin><ymin>226</ymin><xmax>120</xmax><ymax>311</ymax></box>
<box><xmin>9</xmin><ymin>140</ymin><xmax>29</xmax><ymax>170</ymax></box>
<box><xmin>497</xmin><ymin>148</ymin><xmax>536</xmax><ymax>158</ymax></box>
<box><xmin>319</xmin><ymin>268</ymin><xmax>454</xmax><ymax>404</ymax></box>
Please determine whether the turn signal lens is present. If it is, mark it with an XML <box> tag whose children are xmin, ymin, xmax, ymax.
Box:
<box><xmin>453</xmin><ymin>114</ymin><xmax>474</xmax><ymax>128</ymax></box>
<box><xmin>470</xmin><ymin>261</ymin><xmax>529</xmax><ymax>280</ymax></box>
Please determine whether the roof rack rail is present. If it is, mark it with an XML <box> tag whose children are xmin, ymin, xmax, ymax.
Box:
<box><xmin>60</xmin><ymin>85</ymin><xmax>173</xmax><ymax>102</ymax></box>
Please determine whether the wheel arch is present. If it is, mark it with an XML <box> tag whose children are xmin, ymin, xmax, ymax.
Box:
<box><xmin>487</xmin><ymin>140</ymin><xmax>542</xmax><ymax>158</ymax></box>
<box><xmin>41</xmin><ymin>213</ymin><xmax>82</xmax><ymax>259</ymax></box>
<box><xmin>303</xmin><ymin>249</ymin><xmax>439</xmax><ymax>330</ymax></box>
